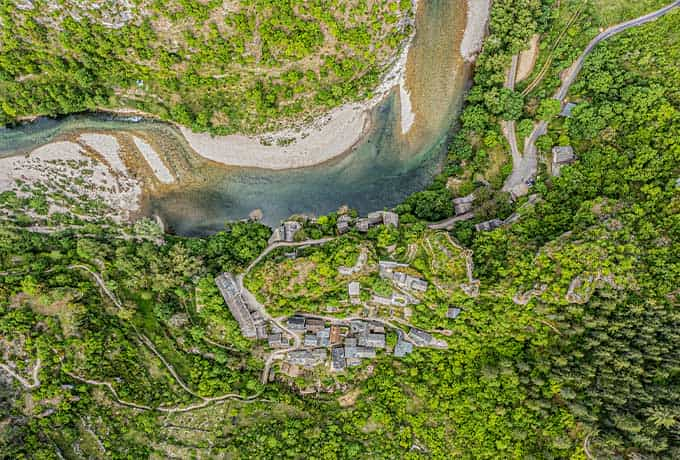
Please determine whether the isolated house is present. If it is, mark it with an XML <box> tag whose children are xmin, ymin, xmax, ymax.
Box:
<box><xmin>552</xmin><ymin>146</ymin><xmax>576</xmax><ymax>176</ymax></box>
<box><xmin>453</xmin><ymin>193</ymin><xmax>475</xmax><ymax>215</ymax></box>
<box><xmin>560</xmin><ymin>102</ymin><xmax>577</xmax><ymax>117</ymax></box>
<box><xmin>394</xmin><ymin>337</ymin><xmax>414</xmax><ymax>357</ymax></box>
<box><xmin>474</xmin><ymin>219</ymin><xmax>503</xmax><ymax>232</ymax></box>
<box><xmin>446</xmin><ymin>307</ymin><xmax>462</xmax><ymax>319</ymax></box>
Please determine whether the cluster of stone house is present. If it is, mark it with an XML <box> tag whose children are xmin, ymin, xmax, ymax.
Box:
<box><xmin>269</xmin><ymin>220</ymin><xmax>303</xmax><ymax>244</ymax></box>
<box><xmin>281</xmin><ymin>316</ymin><xmax>407</xmax><ymax>373</ymax></box>
<box><xmin>345</xmin><ymin>261</ymin><xmax>428</xmax><ymax>309</ymax></box>
<box><xmin>378</xmin><ymin>261</ymin><xmax>428</xmax><ymax>292</ymax></box>
<box><xmin>337</xmin><ymin>210</ymin><xmax>399</xmax><ymax>234</ymax></box>
<box><xmin>215</xmin><ymin>273</ymin><xmax>268</xmax><ymax>339</ymax></box>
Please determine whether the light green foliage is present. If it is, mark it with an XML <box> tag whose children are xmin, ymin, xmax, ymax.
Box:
<box><xmin>1</xmin><ymin>2</ymin><xmax>679</xmax><ymax>459</ymax></box>
<box><xmin>195</xmin><ymin>277</ymin><xmax>251</xmax><ymax>351</ymax></box>
<box><xmin>245</xmin><ymin>237</ymin><xmax>365</xmax><ymax>315</ymax></box>
<box><xmin>0</xmin><ymin>0</ymin><xmax>412</xmax><ymax>133</ymax></box>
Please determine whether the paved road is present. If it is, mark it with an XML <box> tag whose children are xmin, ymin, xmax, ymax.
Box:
<box><xmin>555</xmin><ymin>1</ymin><xmax>680</xmax><ymax>101</ymax></box>
<box><xmin>503</xmin><ymin>1</ymin><xmax>679</xmax><ymax>194</ymax></box>
<box><xmin>427</xmin><ymin>210</ymin><xmax>475</xmax><ymax>230</ymax></box>
<box><xmin>500</xmin><ymin>53</ymin><xmax>525</xmax><ymax>195</ymax></box>
<box><xmin>502</xmin><ymin>120</ymin><xmax>546</xmax><ymax>195</ymax></box>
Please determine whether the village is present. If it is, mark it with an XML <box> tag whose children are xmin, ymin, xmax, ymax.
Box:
<box><xmin>215</xmin><ymin>209</ymin><xmax>459</xmax><ymax>383</ymax></box>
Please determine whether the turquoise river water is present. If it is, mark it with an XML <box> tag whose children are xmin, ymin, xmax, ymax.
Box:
<box><xmin>0</xmin><ymin>0</ymin><xmax>471</xmax><ymax>236</ymax></box>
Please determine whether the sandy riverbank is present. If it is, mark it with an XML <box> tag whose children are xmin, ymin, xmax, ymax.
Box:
<box><xmin>79</xmin><ymin>133</ymin><xmax>128</xmax><ymax>173</ymax></box>
<box><xmin>0</xmin><ymin>140</ymin><xmax>142</xmax><ymax>220</ymax></box>
<box><xmin>180</xmin><ymin>103</ymin><xmax>370</xmax><ymax>170</ymax></box>
<box><xmin>460</xmin><ymin>0</ymin><xmax>491</xmax><ymax>62</ymax></box>
<box><xmin>181</xmin><ymin>1</ymin><xmax>423</xmax><ymax>170</ymax></box>
<box><xmin>132</xmin><ymin>135</ymin><xmax>175</xmax><ymax>183</ymax></box>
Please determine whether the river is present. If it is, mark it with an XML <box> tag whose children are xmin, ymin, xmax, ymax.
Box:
<box><xmin>0</xmin><ymin>0</ymin><xmax>472</xmax><ymax>236</ymax></box>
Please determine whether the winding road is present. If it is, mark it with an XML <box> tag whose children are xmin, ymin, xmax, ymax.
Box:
<box><xmin>503</xmin><ymin>1</ymin><xmax>680</xmax><ymax>195</ymax></box>
<box><xmin>233</xmin><ymin>237</ymin><xmax>337</xmax><ymax>382</ymax></box>
<box><xmin>555</xmin><ymin>1</ymin><xmax>680</xmax><ymax>102</ymax></box>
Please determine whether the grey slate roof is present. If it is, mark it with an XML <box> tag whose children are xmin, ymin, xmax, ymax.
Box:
<box><xmin>394</xmin><ymin>339</ymin><xmax>414</xmax><ymax>357</ymax></box>
<box><xmin>358</xmin><ymin>333</ymin><xmax>386</xmax><ymax>349</ymax></box>
<box><xmin>287</xmin><ymin>315</ymin><xmax>306</xmax><ymax>331</ymax></box>
<box><xmin>408</xmin><ymin>327</ymin><xmax>433</xmax><ymax>346</ymax></box>
<box><xmin>446</xmin><ymin>307</ymin><xmax>462</xmax><ymax>319</ymax></box>
<box><xmin>282</xmin><ymin>221</ymin><xmax>302</xmax><ymax>242</ymax></box>
<box><xmin>474</xmin><ymin>219</ymin><xmax>503</xmax><ymax>232</ymax></box>
<box><xmin>552</xmin><ymin>146</ymin><xmax>575</xmax><ymax>164</ymax></box>
<box><xmin>383</xmin><ymin>211</ymin><xmax>399</xmax><ymax>227</ymax></box>
<box><xmin>304</xmin><ymin>334</ymin><xmax>318</xmax><ymax>347</ymax></box>
<box><xmin>215</xmin><ymin>273</ymin><xmax>257</xmax><ymax>339</ymax></box>
<box><xmin>348</xmin><ymin>282</ymin><xmax>361</xmax><ymax>297</ymax></box>
<box><xmin>331</xmin><ymin>347</ymin><xmax>345</xmax><ymax>371</ymax></box>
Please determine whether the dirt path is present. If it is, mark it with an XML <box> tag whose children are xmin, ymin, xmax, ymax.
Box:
<box><xmin>137</xmin><ymin>334</ymin><xmax>202</xmax><ymax>399</ymax></box>
<box><xmin>63</xmin><ymin>365</ymin><xmax>262</xmax><ymax>413</ymax></box>
<box><xmin>0</xmin><ymin>358</ymin><xmax>41</xmax><ymax>390</ymax></box>
<box><xmin>68</xmin><ymin>265</ymin><xmax>265</xmax><ymax>411</ymax></box>
<box><xmin>516</xmin><ymin>34</ymin><xmax>540</xmax><ymax>83</ymax></box>
<box><xmin>521</xmin><ymin>7</ymin><xmax>583</xmax><ymax>96</ymax></box>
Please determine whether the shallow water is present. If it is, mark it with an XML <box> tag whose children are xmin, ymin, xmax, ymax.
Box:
<box><xmin>0</xmin><ymin>0</ymin><xmax>470</xmax><ymax>236</ymax></box>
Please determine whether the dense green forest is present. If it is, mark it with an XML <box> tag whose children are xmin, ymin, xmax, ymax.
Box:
<box><xmin>0</xmin><ymin>0</ymin><xmax>412</xmax><ymax>133</ymax></box>
<box><xmin>1</xmin><ymin>0</ymin><xmax>679</xmax><ymax>458</ymax></box>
